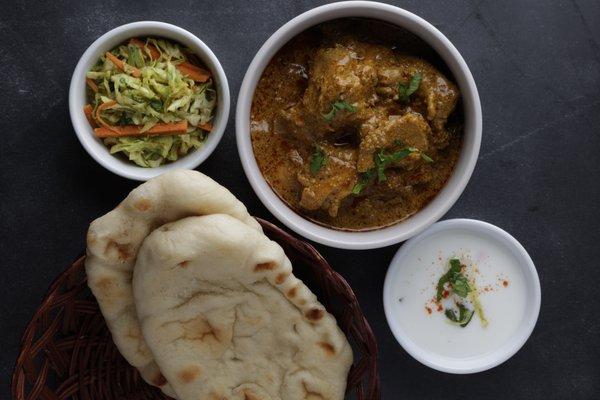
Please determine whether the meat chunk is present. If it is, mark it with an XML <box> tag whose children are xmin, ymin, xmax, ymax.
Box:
<box><xmin>357</xmin><ymin>111</ymin><xmax>431</xmax><ymax>172</ymax></box>
<box><xmin>297</xmin><ymin>145</ymin><xmax>357</xmax><ymax>217</ymax></box>
<box><xmin>377</xmin><ymin>55</ymin><xmax>459</xmax><ymax>145</ymax></box>
<box><xmin>275</xmin><ymin>40</ymin><xmax>378</xmax><ymax>144</ymax></box>
<box><xmin>369</xmin><ymin>167</ymin><xmax>434</xmax><ymax>201</ymax></box>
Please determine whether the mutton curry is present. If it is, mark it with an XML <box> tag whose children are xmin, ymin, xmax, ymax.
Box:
<box><xmin>251</xmin><ymin>19</ymin><xmax>463</xmax><ymax>230</ymax></box>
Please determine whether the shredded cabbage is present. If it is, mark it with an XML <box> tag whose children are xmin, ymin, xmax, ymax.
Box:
<box><xmin>86</xmin><ymin>38</ymin><xmax>216</xmax><ymax>167</ymax></box>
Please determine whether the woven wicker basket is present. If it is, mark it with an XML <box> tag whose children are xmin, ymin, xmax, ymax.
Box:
<box><xmin>12</xmin><ymin>218</ymin><xmax>380</xmax><ymax>400</ymax></box>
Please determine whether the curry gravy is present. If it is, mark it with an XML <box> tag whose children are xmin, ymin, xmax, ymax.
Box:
<box><xmin>251</xmin><ymin>19</ymin><xmax>463</xmax><ymax>231</ymax></box>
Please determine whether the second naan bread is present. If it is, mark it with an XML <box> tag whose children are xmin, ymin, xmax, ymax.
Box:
<box><xmin>133</xmin><ymin>214</ymin><xmax>353</xmax><ymax>400</ymax></box>
<box><xmin>85</xmin><ymin>170</ymin><xmax>260</xmax><ymax>396</ymax></box>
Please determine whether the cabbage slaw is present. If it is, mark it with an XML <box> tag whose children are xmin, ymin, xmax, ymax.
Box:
<box><xmin>86</xmin><ymin>38</ymin><xmax>216</xmax><ymax>167</ymax></box>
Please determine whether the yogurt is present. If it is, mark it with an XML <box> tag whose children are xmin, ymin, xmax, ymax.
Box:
<box><xmin>383</xmin><ymin>219</ymin><xmax>540</xmax><ymax>373</ymax></box>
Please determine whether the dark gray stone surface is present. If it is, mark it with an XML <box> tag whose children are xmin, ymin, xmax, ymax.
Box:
<box><xmin>1</xmin><ymin>0</ymin><xmax>599</xmax><ymax>398</ymax></box>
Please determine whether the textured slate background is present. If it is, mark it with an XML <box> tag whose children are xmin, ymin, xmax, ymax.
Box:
<box><xmin>1</xmin><ymin>0</ymin><xmax>599</xmax><ymax>399</ymax></box>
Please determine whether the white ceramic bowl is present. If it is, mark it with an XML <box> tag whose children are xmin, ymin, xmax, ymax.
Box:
<box><xmin>383</xmin><ymin>219</ymin><xmax>541</xmax><ymax>373</ymax></box>
<box><xmin>236</xmin><ymin>1</ymin><xmax>482</xmax><ymax>249</ymax></box>
<box><xmin>70</xmin><ymin>21</ymin><xmax>230</xmax><ymax>181</ymax></box>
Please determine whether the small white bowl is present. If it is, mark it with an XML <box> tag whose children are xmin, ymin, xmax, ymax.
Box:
<box><xmin>69</xmin><ymin>21</ymin><xmax>230</xmax><ymax>181</ymax></box>
<box><xmin>383</xmin><ymin>219</ymin><xmax>541</xmax><ymax>373</ymax></box>
<box><xmin>236</xmin><ymin>1</ymin><xmax>482</xmax><ymax>249</ymax></box>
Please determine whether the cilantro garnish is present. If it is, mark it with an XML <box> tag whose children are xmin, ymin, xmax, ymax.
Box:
<box><xmin>397</xmin><ymin>72</ymin><xmax>422</xmax><ymax>103</ymax></box>
<box><xmin>323</xmin><ymin>100</ymin><xmax>357</xmax><ymax>122</ymax></box>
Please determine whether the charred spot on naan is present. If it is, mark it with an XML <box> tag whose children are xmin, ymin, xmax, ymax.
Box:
<box><xmin>242</xmin><ymin>390</ymin><xmax>261</xmax><ymax>400</ymax></box>
<box><xmin>174</xmin><ymin>315</ymin><xmax>231</xmax><ymax>348</ymax></box>
<box><xmin>305</xmin><ymin>308</ymin><xmax>325</xmax><ymax>321</ymax></box>
<box><xmin>104</xmin><ymin>239</ymin><xmax>131</xmax><ymax>261</ymax></box>
<box><xmin>178</xmin><ymin>365</ymin><xmax>201</xmax><ymax>383</ymax></box>
<box><xmin>134</xmin><ymin>198</ymin><xmax>152</xmax><ymax>211</ymax></box>
<box><xmin>275</xmin><ymin>272</ymin><xmax>289</xmax><ymax>284</ymax></box>
<box><xmin>209</xmin><ymin>392</ymin><xmax>225</xmax><ymax>400</ymax></box>
<box><xmin>254</xmin><ymin>262</ymin><xmax>277</xmax><ymax>272</ymax></box>
<box><xmin>287</xmin><ymin>285</ymin><xmax>299</xmax><ymax>298</ymax></box>
<box><xmin>317</xmin><ymin>341</ymin><xmax>336</xmax><ymax>356</ymax></box>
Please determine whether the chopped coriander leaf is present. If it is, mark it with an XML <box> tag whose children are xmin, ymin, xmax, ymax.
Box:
<box><xmin>353</xmin><ymin>145</ymin><xmax>432</xmax><ymax>192</ymax></box>
<box><xmin>351</xmin><ymin>169</ymin><xmax>374</xmax><ymax>194</ymax></box>
<box><xmin>309</xmin><ymin>145</ymin><xmax>326</xmax><ymax>175</ymax></box>
<box><xmin>436</xmin><ymin>258</ymin><xmax>470</xmax><ymax>301</ymax></box>
<box><xmin>444</xmin><ymin>308</ymin><xmax>459</xmax><ymax>322</ymax></box>
<box><xmin>459</xmin><ymin>307</ymin><xmax>475</xmax><ymax>327</ymax></box>
<box><xmin>452</xmin><ymin>274</ymin><xmax>471</xmax><ymax>298</ymax></box>
<box><xmin>374</xmin><ymin>147</ymin><xmax>419</xmax><ymax>182</ymax></box>
<box><xmin>323</xmin><ymin>100</ymin><xmax>357</xmax><ymax>122</ymax></box>
<box><xmin>397</xmin><ymin>72</ymin><xmax>422</xmax><ymax>103</ymax></box>
<box><xmin>436</xmin><ymin>273</ymin><xmax>451</xmax><ymax>301</ymax></box>
<box><xmin>445</xmin><ymin>303</ymin><xmax>475</xmax><ymax>327</ymax></box>
<box><xmin>449</xmin><ymin>258</ymin><xmax>462</xmax><ymax>271</ymax></box>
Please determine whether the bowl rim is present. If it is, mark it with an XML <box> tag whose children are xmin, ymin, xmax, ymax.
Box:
<box><xmin>382</xmin><ymin>218</ymin><xmax>541</xmax><ymax>374</ymax></box>
<box><xmin>235</xmin><ymin>1</ymin><xmax>482</xmax><ymax>249</ymax></box>
<box><xmin>69</xmin><ymin>21</ymin><xmax>230</xmax><ymax>181</ymax></box>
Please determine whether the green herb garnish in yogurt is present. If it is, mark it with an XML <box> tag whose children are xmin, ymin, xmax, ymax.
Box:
<box><xmin>445</xmin><ymin>302</ymin><xmax>475</xmax><ymax>327</ymax></box>
<box><xmin>435</xmin><ymin>257</ymin><xmax>490</xmax><ymax>328</ymax></box>
<box><xmin>436</xmin><ymin>258</ymin><xmax>471</xmax><ymax>301</ymax></box>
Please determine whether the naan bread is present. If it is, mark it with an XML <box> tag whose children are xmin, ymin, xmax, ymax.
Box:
<box><xmin>133</xmin><ymin>214</ymin><xmax>353</xmax><ymax>400</ymax></box>
<box><xmin>85</xmin><ymin>170</ymin><xmax>260</xmax><ymax>396</ymax></box>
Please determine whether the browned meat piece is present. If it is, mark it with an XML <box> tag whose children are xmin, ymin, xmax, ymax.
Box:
<box><xmin>297</xmin><ymin>145</ymin><xmax>358</xmax><ymax>217</ymax></box>
<box><xmin>275</xmin><ymin>40</ymin><xmax>378</xmax><ymax>143</ymax></box>
<box><xmin>377</xmin><ymin>55</ymin><xmax>459</xmax><ymax>144</ymax></box>
<box><xmin>357</xmin><ymin>111</ymin><xmax>431</xmax><ymax>172</ymax></box>
<box><xmin>369</xmin><ymin>167</ymin><xmax>434</xmax><ymax>201</ymax></box>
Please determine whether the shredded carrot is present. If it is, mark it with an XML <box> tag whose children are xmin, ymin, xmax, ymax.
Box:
<box><xmin>93</xmin><ymin>100</ymin><xmax>188</xmax><ymax>137</ymax></box>
<box><xmin>86</xmin><ymin>78</ymin><xmax>98</xmax><ymax>93</ymax></box>
<box><xmin>176</xmin><ymin>62</ymin><xmax>211</xmax><ymax>82</ymax></box>
<box><xmin>83</xmin><ymin>104</ymin><xmax>96</xmax><ymax>127</ymax></box>
<box><xmin>94</xmin><ymin>100</ymin><xmax>119</xmax><ymax>133</ymax></box>
<box><xmin>105</xmin><ymin>52</ymin><xmax>141</xmax><ymax>78</ymax></box>
<box><xmin>129</xmin><ymin>38</ymin><xmax>160</xmax><ymax>60</ymax></box>
<box><xmin>94</xmin><ymin>121</ymin><xmax>188</xmax><ymax>138</ymax></box>
<box><xmin>198</xmin><ymin>122</ymin><xmax>212</xmax><ymax>131</ymax></box>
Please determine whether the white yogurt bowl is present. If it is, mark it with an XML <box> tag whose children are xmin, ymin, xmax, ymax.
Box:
<box><xmin>383</xmin><ymin>219</ymin><xmax>541</xmax><ymax>373</ymax></box>
<box><xmin>236</xmin><ymin>1</ymin><xmax>482</xmax><ymax>249</ymax></box>
<box><xmin>70</xmin><ymin>21</ymin><xmax>230</xmax><ymax>181</ymax></box>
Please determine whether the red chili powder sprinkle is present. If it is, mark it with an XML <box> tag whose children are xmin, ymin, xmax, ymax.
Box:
<box><xmin>503</xmin><ymin>280</ymin><xmax>509</xmax><ymax>287</ymax></box>
<box><xmin>436</xmin><ymin>303</ymin><xmax>443</xmax><ymax>312</ymax></box>
<box><xmin>425</xmin><ymin>306</ymin><xmax>432</xmax><ymax>315</ymax></box>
